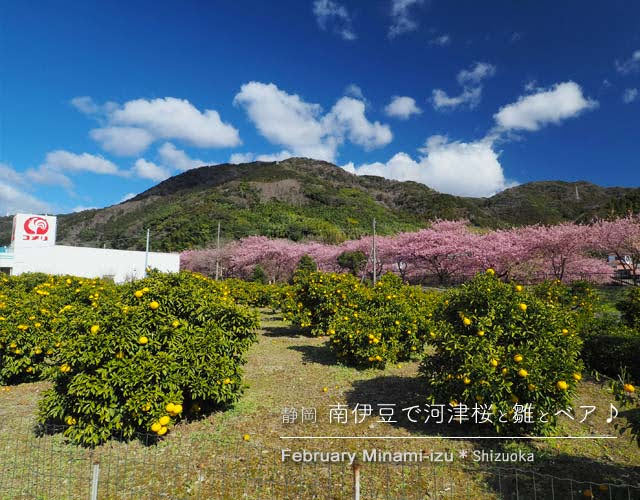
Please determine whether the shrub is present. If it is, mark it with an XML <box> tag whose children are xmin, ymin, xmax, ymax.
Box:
<box><xmin>0</xmin><ymin>275</ymin><xmax>117</xmax><ymax>385</ymax></box>
<box><xmin>296</xmin><ymin>254</ymin><xmax>318</xmax><ymax>274</ymax></box>
<box><xmin>282</xmin><ymin>271</ymin><xmax>370</xmax><ymax>335</ymax></box>
<box><xmin>250</xmin><ymin>265</ymin><xmax>268</xmax><ymax>284</ymax></box>
<box><xmin>216</xmin><ymin>278</ymin><xmax>289</xmax><ymax>309</ymax></box>
<box><xmin>421</xmin><ymin>271</ymin><xmax>583</xmax><ymax>434</ymax></box>
<box><xmin>581</xmin><ymin>313</ymin><xmax>640</xmax><ymax>381</ymax></box>
<box><xmin>37</xmin><ymin>271</ymin><xmax>259</xmax><ymax>446</ymax></box>
<box><xmin>617</xmin><ymin>287</ymin><xmax>640</xmax><ymax>329</ymax></box>
<box><xmin>337</xmin><ymin>250</ymin><xmax>367</xmax><ymax>276</ymax></box>
<box><xmin>328</xmin><ymin>273</ymin><xmax>440</xmax><ymax>367</ymax></box>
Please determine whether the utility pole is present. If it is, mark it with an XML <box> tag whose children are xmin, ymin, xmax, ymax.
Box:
<box><xmin>215</xmin><ymin>221</ymin><xmax>221</xmax><ymax>280</ymax></box>
<box><xmin>372</xmin><ymin>218</ymin><xmax>377</xmax><ymax>284</ymax></box>
<box><xmin>144</xmin><ymin>228</ymin><xmax>150</xmax><ymax>277</ymax></box>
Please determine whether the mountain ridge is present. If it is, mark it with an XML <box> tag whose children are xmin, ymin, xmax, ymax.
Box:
<box><xmin>1</xmin><ymin>158</ymin><xmax>638</xmax><ymax>251</ymax></box>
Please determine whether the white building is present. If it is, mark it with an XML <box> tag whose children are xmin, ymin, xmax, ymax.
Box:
<box><xmin>0</xmin><ymin>214</ymin><xmax>180</xmax><ymax>282</ymax></box>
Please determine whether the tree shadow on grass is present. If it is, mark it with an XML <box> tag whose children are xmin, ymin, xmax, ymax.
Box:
<box><xmin>288</xmin><ymin>344</ymin><xmax>338</xmax><ymax>366</ymax></box>
<box><xmin>261</xmin><ymin>323</ymin><xmax>308</xmax><ymax>338</ymax></box>
<box><xmin>345</xmin><ymin>375</ymin><xmax>640</xmax><ymax>498</ymax></box>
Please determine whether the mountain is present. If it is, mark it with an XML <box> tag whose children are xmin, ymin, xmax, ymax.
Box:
<box><xmin>1</xmin><ymin>157</ymin><xmax>639</xmax><ymax>251</ymax></box>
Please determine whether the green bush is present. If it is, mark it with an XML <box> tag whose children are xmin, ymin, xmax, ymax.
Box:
<box><xmin>421</xmin><ymin>271</ymin><xmax>584</xmax><ymax>434</ymax></box>
<box><xmin>282</xmin><ymin>271</ymin><xmax>370</xmax><ymax>335</ymax></box>
<box><xmin>328</xmin><ymin>273</ymin><xmax>439</xmax><ymax>367</ymax></box>
<box><xmin>581</xmin><ymin>313</ymin><xmax>640</xmax><ymax>381</ymax></box>
<box><xmin>0</xmin><ymin>275</ymin><xmax>116</xmax><ymax>385</ymax></box>
<box><xmin>250</xmin><ymin>265</ymin><xmax>268</xmax><ymax>284</ymax></box>
<box><xmin>337</xmin><ymin>250</ymin><xmax>367</xmax><ymax>276</ymax></box>
<box><xmin>296</xmin><ymin>254</ymin><xmax>318</xmax><ymax>274</ymax></box>
<box><xmin>617</xmin><ymin>287</ymin><xmax>640</xmax><ymax>329</ymax></box>
<box><xmin>36</xmin><ymin>271</ymin><xmax>259</xmax><ymax>446</ymax></box>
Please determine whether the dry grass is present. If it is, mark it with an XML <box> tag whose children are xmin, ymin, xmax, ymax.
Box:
<box><xmin>1</xmin><ymin>310</ymin><xmax>639</xmax><ymax>499</ymax></box>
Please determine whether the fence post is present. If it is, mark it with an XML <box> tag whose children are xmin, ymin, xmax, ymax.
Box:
<box><xmin>352</xmin><ymin>462</ymin><xmax>361</xmax><ymax>500</ymax></box>
<box><xmin>90</xmin><ymin>460</ymin><xmax>100</xmax><ymax>500</ymax></box>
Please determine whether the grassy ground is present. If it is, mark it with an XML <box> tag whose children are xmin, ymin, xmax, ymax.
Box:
<box><xmin>1</xmin><ymin>310</ymin><xmax>639</xmax><ymax>499</ymax></box>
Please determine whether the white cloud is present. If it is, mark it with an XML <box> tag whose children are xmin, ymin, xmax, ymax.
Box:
<box><xmin>623</xmin><ymin>88</ymin><xmax>638</xmax><ymax>104</ymax></box>
<box><xmin>0</xmin><ymin>182</ymin><xmax>51</xmax><ymax>215</ymax></box>
<box><xmin>25</xmin><ymin>166</ymin><xmax>73</xmax><ymax>189</ymax></box>
<box><xmin>615</xmin><ymin>50</ymin><xmax>640</xmax><ymax>74</ymax></box>
<box><xmin>119</xmin><ymin>193</ymin><xmax>137</xmax><ymax>203</ymax></box>
<box><xmin>71</xmin><ymin>96</ymin><xmax>100</xmax><ymax>115</ymax></box>
<box><xmin>432</xmin><ymin>87</ymin><xmax>482</xmax><ymax>110</ymax></box>
<box><xmin>23</xmin><ymin>151</ymin><xmax>127</xmax><ymax>190</ymax></box>
<box><xmin>429</xmin><ymin>34</ymin><xmax>451</xmax><ymax>46</ymax></box>
<box><xmin>234</xmin><ymin>82</ymin><xmax>392</xmax><ymax>161</ymax></box>
<box><xmin>323</xmin><ymin>97</ymin><xmax>393</xmax><ymax>150</ymax></box>
<box><xmin>389</xmin><ymin>0</ymin><xmax>424</xmax><ymax>38</ymax></box>
<box><xmin>132</xmin><ymin>158</ymin><xmax>171</xmax><ymax>182</ymax></box>
<box><xmin>457</xmin><ymin>62</ymin><xmax>496</xmax><ymax>86</ymax></box>
<box><xmin>432</xmin><ymin>62</ymin><xmax>495</xmax><ymax>111</ymax></box>
<box><xmin>229</xmin><ymin>152</ymin><xmax>256</xmax><ymax>164</ymax></box>
<box><xmin>89</xmin><ymin>127</ymin><xmax>154</xmax><ymax>156</ymax></box>
<box><xmin>0</xmin><ymin>164</ymin><xmax>52</xmax><ymax>215</ymax></box>
<box><xmin>72</xmin><ymin>205</ymin><xmax>97</xmax><ymax>213</ymax></box>
<box><xmin>384</xmin><ymin>96</ymin><xmax>422</xmax><ymax>119</ymax></box>
<box><xmin>348</xmin><ymin>135</ymin><xmax>515</xmax><ymax>197</ymax></box>
<box><xmin>0</xmin><ymin>163</ymin><xmax>26</xmax><ymax>186</ymax></box>
<box><xmin>234</xmin><ymin>82</ymin><xmax>332</xmax><ymax>160</ymax></box>
<box><xmin>312</xmin><ymin>0</ymin><xmax>356</xmax><ymax>40</ymax></box>
<box><xmin>344</xmin><ymin>84</ymin><xmax>365</xmax><ymax>100</ymax></box>
<box><xmin>43</xmin><ymin>150</ymin><xmax>127</xmax><ymax>176</ymax></box>
<box><xmin>70</xmin><ymin>96</ymin><xmax>117</xmax><ymax>115</ymax></box>
<box><xmin>157</xmin><ymin>142</ymin><xmax>204</xmax><ymax>171</ymax></box>
<box><xmin>74</xmin><ymin>96</ymin><xmax>240</xmax><ymax>154</ymax></box>
<box><xmin>229</xmin><ymin>150</ymin><xmax>293</xmax><ymax>164</ymax></box>
<box><xmin>493</xmin><ymin>81</ymin><xmax>598</xmax><ymax>131</ymax></box>
<box><xmin>110</xmin><ymin>98</ymin><xmax>240</xmax><ymax>149</ymax></box>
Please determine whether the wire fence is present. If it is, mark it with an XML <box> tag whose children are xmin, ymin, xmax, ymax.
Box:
<box><xmin>1</xmin><ymin>418</ymin><xmax>640</xmax><ymax>499</ymax></box>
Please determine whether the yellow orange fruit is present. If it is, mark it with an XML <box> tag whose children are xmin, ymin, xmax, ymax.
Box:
<box><xmin>513</xmin><ymin>354</ymin><xmax>523</xmax><ymax>363</ymax></box>
<box><xmin>151</xmin><ymin>422</ymin><xmax>162</xmax><ymax>433</ymax></box>
<box><xmin>572</xmin><ymin>373</ymin><xmax>582</xmax><ymax>381</ymax></box>
<box><xmin>138</xmin><ymin>336</ymin><xmax>148</xmax><ymax>345</ymax></box>
<box><xmin>490</xmin><ymin>359</ymin><xmax>498</xmax><ymax>367</ymax></box>
<box><xmin>149</xmin><ymin>301</ymin><xmax>159</xmax><ymax>310</ymax></box>
<box><xmin>556</xmin><ymin>381</ymin><xmax>568</xmax><ymax>391</ymax></box>
<box><xmin>159</xmin><ymin>415</ymin><xmax>170</xmax><ymax>426</ymax></box>
<box><xmin>623</xmin><ymin>383</ymin><xmax>635</xmax><ymax>393</ymax></box>
<box><xmin>166</xmin><ymin>403</ymin><xmax>176</xmax><ymax>413</ymax></box>
<box><xmin>157</xmin><ymin>426</ymin><xmax>168</xmax><ymax>436</ymax></box>
<box><xmin>518</xmin><ymin>303</ymin><xmax>527</xmax><ymax>312</ymax></box>
<box><xmin>463</xmin><ymin>317</ymin><xmax>471</xmax><ymax>326</ymax></box>
<box><xmin>518</xmin><ymin>369</ymin><xmax>528</xmax><ymax>377</ymax></box>
<box><xmin>90</xmin><ymin>325</ymin><xmax>100</xmax><ymax>334</ymax></box>
<box><xmin>134</xmin><ymin>290</ymin><xmax>143</xmax><ymax>298</ymax></box>
<box><xmin>243</xmin><ymin>434</ymin><xmax>250</xmax><ymax>441</ymax></box>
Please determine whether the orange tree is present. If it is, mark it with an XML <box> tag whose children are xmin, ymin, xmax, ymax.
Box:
<box><xmin>327</xmin><ymin>273</ymin><xmax>440</xmax><ymax>367</ymax></box>
<box><xmin>420</xmin><ymin>270</ymin><xmax>583</xmax><ymax>434</ymax></box>
<box><xmin>281</xmin><ymin>271</ymin><xmax>371</xmax><ymax>336</ymax></box>
<box><xmin>37</xmin><ymin>271</ymin><xmax>259</xmax><ymax>446</ymax></box>
<box><xmin>0</xmin><ymin>274</ymin><xmax>117</xmax><ymax>384</ymax></box>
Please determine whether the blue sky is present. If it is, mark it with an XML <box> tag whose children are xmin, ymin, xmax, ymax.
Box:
<box><xmin>1</xmin><ymin>0</ymin><xmax>639</xmax><ymax>215</ymax></box>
